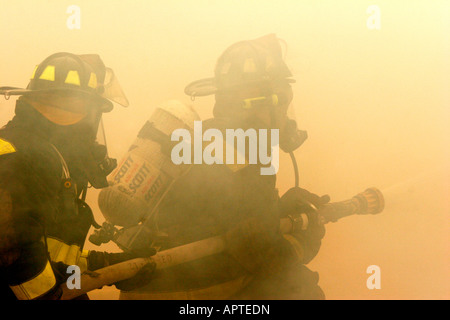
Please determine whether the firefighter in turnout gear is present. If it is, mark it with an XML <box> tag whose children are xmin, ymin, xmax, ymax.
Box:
<box><xmin>120</xmin><ymin>34</ymin><xmax>328</xmax><ymax>300</ymax></box>
<box><xmin>0</xmin><ymin>52</ymin><xmax>155</xmax><ymax>300</ymax></box>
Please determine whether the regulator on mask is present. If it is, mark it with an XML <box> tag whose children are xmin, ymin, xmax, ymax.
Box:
<box><xmin>85</xmin><ymin>118</ymin><xmax>117</xmax><ymax>189</ymax></box>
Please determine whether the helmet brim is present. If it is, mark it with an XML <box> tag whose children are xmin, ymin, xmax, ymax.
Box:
<box><xmin>184</xmin><ymin>78</ymin><xmax>217</xmax><ymax>97</ymax></box>
<box><xmin>184</xmin><ymin>77</ymin><xmax>296</xmax><ymax>98</ymax></box>
<box><xmin>0</xmin><ymin>86</ymin><xmax>113</xmax><ymax>112</ymax></box>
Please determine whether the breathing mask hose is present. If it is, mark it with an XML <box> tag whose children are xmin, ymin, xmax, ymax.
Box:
<box><xmin>289</xmin><ymin>151</ymin><xmax>299</xmax><ymax>188</ymax></box>
<box><xmin>268</xmin><ymin>98</ymin><xmax>299</xmax><ymax>189</ymax></box>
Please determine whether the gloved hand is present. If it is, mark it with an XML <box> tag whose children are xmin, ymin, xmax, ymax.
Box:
<box><xmin>280</xmin><ymin>187</ymin><xmax>330</xmax><ymax>214</ymax></box>
<box><xmin>87</xmin><ymin>249</ymin><xmax>156</xmax><ymax>291</ymax></box>
<box><xmin>113</xmin><ymin>261</ymin><xmax>156</xmax><ymax>291</ymax></box>
<box><xmin>279</xmin><ymin>187</ymin><xmax>330</xmax><ymax>241</ymax></box>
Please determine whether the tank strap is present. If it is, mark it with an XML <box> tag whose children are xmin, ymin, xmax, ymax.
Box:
<box><xmin>137</xmin><ymin>121</ymin><xmax>175</xmax><ymax>156</ymax></box>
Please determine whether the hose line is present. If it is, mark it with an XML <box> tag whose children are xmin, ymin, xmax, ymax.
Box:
<box><xmin>289</xmin><ymin>151</ymin><xmax>299</xmax><ymax>188</ymax></box>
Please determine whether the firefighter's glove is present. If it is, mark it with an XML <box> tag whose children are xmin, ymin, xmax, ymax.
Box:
<box><xmin>113</xmin><ymin>260</ymin><xmax>156</xmax><ymax>291</ymax></box>
<box><xmin>279</xmin><ymin>187</ymin><xmax>330</xmax><ymax>241</ymax></box>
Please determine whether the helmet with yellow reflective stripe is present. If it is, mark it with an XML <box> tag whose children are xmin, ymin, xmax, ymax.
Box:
<box><xmin>185</xmin><ymin>34</ymin><xmax>295</xmax><ymax>97</ymax></box>
<box><xmin>0</xmin><ymin>52</ymin><xmax>129</xmax><ymax>119</ymax></box>
<box><xmin>214</xmin><ymin>34</ymin><xmax>294</xmax><ymax>91</ymax></box>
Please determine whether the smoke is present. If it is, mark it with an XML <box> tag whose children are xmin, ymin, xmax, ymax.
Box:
<box><xmin>0</xmin><ymin>0</ymin><xmax>448</xmax><ymax>299</ymax></box>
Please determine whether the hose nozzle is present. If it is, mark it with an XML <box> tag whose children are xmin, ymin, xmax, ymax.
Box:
<box><xmin>320</xmin><ymin>187</ymin><xmax>385</xmax><ymax>223</ymax></box>
<box><xmin>354</xmin><ymin>187</ymin><xmax>385</xmax><ymax>215</ymax></box>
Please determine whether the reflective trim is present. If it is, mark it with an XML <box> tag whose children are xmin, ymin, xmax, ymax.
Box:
<box><xmin>283</xmin><ymin>234</ymin><xmax>304</xmax><ymax>260</ymax></box>
<box><xmin>242</xmin><ymin>94</ymin><xmax>278</xmax><ymax>109</ymax></box>
<box><xmin>64</xmin><ymin>70</ymin><xmax>81</xmax><ymax>86</ymax></box>
<box><xmin>46</xmin><ymin>237</ymin><xmax>82</xmax><ymax>266</ymax></box>
<box><xmin>88</xmin><ymin>72</ymin><xmax>98</xmax><ymax>88</ymax></box>
<box><xmin>9</xmin><ymin>260</ymin><xmax>56</xmax><ymax>300</ymax></box>
<box><xmin>0</xmin><ymin>138</ymin><xmax>16</xmax><ymax>156</ymax></box>
<box><xmin>30</xmin><ymin>65</ymin><xmax>38</xmax><ymax>80</ymax></box>
<box><xmin>39</xmin><ymin>65</ymin><xmax>55</xmax><ymax>81</ymax></box>
<box><xmin>78</xmin><ymin>250</ymin><xmax>89</xmax><ymax>272</ymax></box>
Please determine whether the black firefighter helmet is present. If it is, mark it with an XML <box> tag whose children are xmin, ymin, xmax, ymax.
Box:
<box><xmin>184</xmin><ymin>33</ymin><xmax>295</xmax><ymax>97</ymax></box>
<box><xmin>0</xmin><ymin>52</ymin><xmax>129</xmax><ymax>124</ymax></box>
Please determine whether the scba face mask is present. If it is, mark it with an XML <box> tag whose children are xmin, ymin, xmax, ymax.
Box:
<box><xmin>267</xmin><ymin>82</ymin><xmax>308</xmax><ymax>153</ymax></box>
<box><xmin>279</xmin><ymin>118</ymin><xmax>308</xmax><ymax>153</ymax></box>
<box><xmin>77</xmin><ymin>117</ymin><xmax>117</xmax><ymax>190</ymax></box>
<box><xmin>49</xmin><ymin>106</ymin><xmax>117</xmax><ymax>190</ymax></box>
<box><xmin>89</xmin><ymin>118</ymin><xmax>117</xmax><ymax>189</ymax></box>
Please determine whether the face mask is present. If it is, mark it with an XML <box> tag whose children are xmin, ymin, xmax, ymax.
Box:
<box><xmin>279</xmin><ymin>119</ymin><xmax>308</xmax><ymax>153</ymax></box>
<box><xmin>80</xmin><ymin>142</ymin><xmax>117</xmax><ymax>189</ymax></box>
<box><xmin>273</xmin><ymin>83</ymin><xmax>309</xmax><ymax>153</ymax></box>
<box><xmin>49</xmin><ymin>110</ymin><xmax>117</xmax><ymax>189</ymax></box>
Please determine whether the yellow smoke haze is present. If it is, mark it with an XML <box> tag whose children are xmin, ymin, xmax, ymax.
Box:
<box><xmin>0</xmin><ymin>0</ymin><xmax>448</xmax><ymax>299</ymax></box>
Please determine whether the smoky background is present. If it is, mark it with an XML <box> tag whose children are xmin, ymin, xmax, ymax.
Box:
<box><xmin>0</xmin><ymin>0</ymin><xmax>448</xmax><ymax>299</ymax></box>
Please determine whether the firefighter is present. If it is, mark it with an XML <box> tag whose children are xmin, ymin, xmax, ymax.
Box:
<box><xmin>0</xmin><ymin>52</ymin><xmax>155</xmax><ymax>300</ymax></box>
<box><xmin>120</xmin><ymin>34</ymin><xmax>329</xmax><ymax>300</ymax></box>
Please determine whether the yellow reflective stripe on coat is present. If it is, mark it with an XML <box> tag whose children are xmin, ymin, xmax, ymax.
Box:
<box><xmin>0</xmin><ymin>138</ymin><xmax>16</xmax><ymax>156</ymax></box>
<box><xmin>78</xmin><ymin>250</ymin><xmax>89</xmax><ymax>272</ymax></box>
<box><xmin>9</xmin><ymin>260</ymin><xmax>56</xmax><ymax>300</ymax></box>
<box><xmin>46</xmin><ymin>237</ymin><xmax>87</xmax><ymax>272</ymax></box>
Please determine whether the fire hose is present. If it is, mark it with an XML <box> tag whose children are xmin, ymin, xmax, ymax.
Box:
<box><xmin>61</xmin><ymin>187</ymin><xmax>384</xmax><ymax>300</ymax></box>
